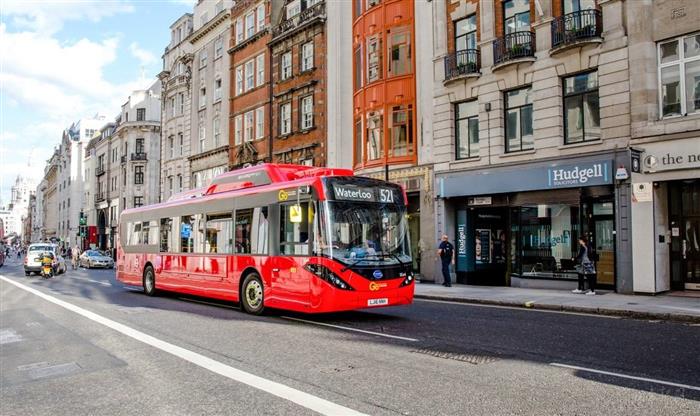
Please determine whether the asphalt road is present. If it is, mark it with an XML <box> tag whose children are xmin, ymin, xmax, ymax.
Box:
<box><xmin>1</xmin><ymin>259</ymin><xmax>698</xmax><ymax>415</ymax></box>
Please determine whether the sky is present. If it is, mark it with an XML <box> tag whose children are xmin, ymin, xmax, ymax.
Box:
<box><xmin>0</xmin><ymin>0</ymin><xmax>196</xmax><ymax>204</ymax></box>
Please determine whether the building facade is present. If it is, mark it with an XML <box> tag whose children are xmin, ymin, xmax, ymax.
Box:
<box><xmin>189</xmin><ymin>0</ymin><xmax>234</xmax><ymax>188</ymax></box>
<box><xmin>352</xmin><ymin>0</ymin><xmax>436</xmax><ymax>280</ymax></box>
<box><xmin>431</xmin><ymin>0</ymin><xmax>634</xmax><ymax>291</ymax></box>
<box><xmin>160</xmin><ymin>13</ymin><xmax>194</xmax><ymax>201</ymax></box>
<box><xmin>628</xmin><ymin>0</ymin><xmax>700</xmax><ymax>293</ymax></box>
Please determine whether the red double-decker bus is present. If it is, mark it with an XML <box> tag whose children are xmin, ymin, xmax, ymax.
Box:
<box><xmin>117</xmin><ymin>164</ymin><xmax>414</xmax><ymax>314</ymax></box>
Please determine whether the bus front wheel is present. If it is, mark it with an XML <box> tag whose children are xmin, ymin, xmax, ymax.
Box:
<box><xmin>143</xmin><ymin>266</ymin><xmax>157</xmax><ymax>297</ymax></box>
<box><xmin>241</xmin><ymin>273</ymin><xmax>264</xmax><ymax>315</ymax></box>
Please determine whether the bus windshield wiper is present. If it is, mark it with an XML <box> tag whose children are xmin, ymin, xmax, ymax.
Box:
<box><xmin>340</xmin><ymin>255</ymin><xmax>382</xmax><ymax>272</ymax></box>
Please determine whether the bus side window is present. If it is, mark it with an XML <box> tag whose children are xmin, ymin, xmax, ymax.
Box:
<box><xmin>148</xmin><ymin>220</ymin><xmax>159</xmax><ymax>245</ymax></box>
<box><xmin>180</xmin><ymin>215</ymin><xmax>195</xmax><ymax>253</ymax></box>
<box><xmin>141</xmin><ymin>222</ymin><xmax>150</xmax><ymax>245</ymax></box>
<box><xmin>206</xmin><ymin>212</ymin><xmax>233</xmax><ymax>253</ymax></box>
<box><xmin>160</xmin><ymin>218</ymin><xmax>172</xmax><ymax>252</ymax></box>
<box><xmin>126</xmin><ymin>222</ymin><xmax>133</xmax><ymax>246</ymax></box>
<box><xmin>251</xmin><ymin>207</ymin><xmax>268</xmax><ymax>255</ymax></box>
<box><xmin>132</xmin><ymin>223</ymin><xmax>142</xmax><ymax>246</ymax></box>
<box><xmin>235</xmin><ymin>208</ymin><xmax>253</xmax><ymax>254</ymax></box>
<box><xmin>193</xmin><ymin>214</ymin><xmax>205</xmax><ymax>254</ymax></box>
<box><xmin>280</xmin><ymin>202</ymin><xmax>309</xmax><ymax>255</ymax></box>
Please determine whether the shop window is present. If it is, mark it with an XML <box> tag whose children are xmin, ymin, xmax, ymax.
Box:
<box><xmin>367</xmin><ymin>35</ymin><xmax>382</xmax><ymax>83</ymax></box>
<box><xmin>280</xmin><ymin>202</ymin><xmax>310</xmax><ymax>255</ymax></box>
<box><xmin>235</xmin><ymin>208</ymin><xmax>253</xmax><ymax>254</ymax></box>
<box><xmin>505</xmin><ymin>86</ymin><xmax>533</xmax><ymax>152</ymax></box>
<box><xmin>564</xmin><ymin>71</ymin><xmax>600</xmax><ymax>144</ymax></box>
<box><xmin>388</xmin><ymin>27</ymin><xmax>411</xmax><ymax>77</ymax></box>
<box><xmin>455</xmin><ymin>100</ymin><xmax>479</xmax><ymax>159</ymax></box>
<box><xmin>366</xmin><ymin>110</ymin><xmax>383</xmax><ymax>161</ymax></box>
<box><xmin>658</xmin><ymin>33</ymin><xmax>700</xmax><ymax>117</ymax></box>
<box><xmin>504</xmin><ymin>0</ymin><xmax>530</xmax><ymax>34</ymax></box>
<box><xmin>205</xmin><ymin>212</ymin><xmax>233</xmax><ymax>253</ymax></box>
<box><xmin>389</xmin><ymin>104</ymin><xmax>413</xmax><ymax>157</ymax></box>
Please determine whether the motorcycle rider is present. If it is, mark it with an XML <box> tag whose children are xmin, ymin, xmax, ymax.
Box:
<box><xmin>40</xmin><ymin>251</ymin><xmax>55</xmax><ymax>278</ymax></box>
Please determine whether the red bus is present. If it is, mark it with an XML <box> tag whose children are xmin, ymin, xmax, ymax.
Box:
<box><xmin>117</xmin><ymin>164</ymin><xmax>414</xmax><ymax>314</ymax></box>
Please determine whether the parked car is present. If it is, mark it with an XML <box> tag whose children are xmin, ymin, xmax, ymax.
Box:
<box><xmin>79</xmin><ymin>250</ymin><xmax>115</xmax><ymax>269</ymax></box>
<box><xmin>24</xmin><ymin>243</ymin><xmax>65</xmax><ymax>276</ymax></box>
<box><xmin>0</xmin><ymin>245</ymin><xmax>5</xmax><ymax>268</ymax></box>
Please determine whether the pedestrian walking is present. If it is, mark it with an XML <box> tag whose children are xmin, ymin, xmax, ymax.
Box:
<box><xmin>572</xmin><ymin>236</ymin><xmax>597</xmax><ymax>295</ymax></box>
<box><xmin>72</xmin><ymin>245</ymin><xmax>81</xmax><ymax>270</ymax></box>
<box><xmin>437</xmin><ymin>234</ymin><xmax>454</xmax><ymax>287</ymax></box>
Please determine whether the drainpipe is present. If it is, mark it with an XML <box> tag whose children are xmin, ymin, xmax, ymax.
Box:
<box><xmin>267</xmin><ymin>30</ymin><xmax>274</xmax><ymax>164</ymax></box>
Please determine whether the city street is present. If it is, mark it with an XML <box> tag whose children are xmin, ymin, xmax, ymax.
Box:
<box><xmin>1</xmin><ymin>260</ymin><xmax>698</xmax><ymax>416</ymax></box>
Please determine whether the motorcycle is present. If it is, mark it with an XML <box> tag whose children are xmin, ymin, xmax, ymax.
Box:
<box><xmin>40</xmin><ymin>254</ymin><xmax>54</xmax><ymax>279</ymax></box>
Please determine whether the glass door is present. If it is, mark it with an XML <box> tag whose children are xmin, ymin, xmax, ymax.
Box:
<box><xmin>670</xmin><ymin>180</ymin><xmax>700</xmax><ymax>290</ymax></box>
<box><xmin>583</xmin><ymin>200</ymin><xmax>616</xmax><ymax>288</ymax></box>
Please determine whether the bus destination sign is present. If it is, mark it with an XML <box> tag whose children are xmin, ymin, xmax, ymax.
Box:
<box><xmin>332</xmin><ymin>185</ymin><xmax>398</xmax><ymax>203</ymax></box>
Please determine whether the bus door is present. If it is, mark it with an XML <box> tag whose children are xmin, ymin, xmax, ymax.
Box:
<box><xmin>271</xmin><ymin>202</ymin><xmax>311</xmax><ymax>306</ymax></box>
<box><xmin>202</xmin><ymin>212</ymin><xmax>232</xmax><ymax>283</ymax></box>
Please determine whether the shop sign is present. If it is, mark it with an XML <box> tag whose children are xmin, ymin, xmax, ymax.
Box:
<box><xmin>642</xmin><ymin>138</ymin><xmax>700</xmax><ymax>173</ymax></box>
<box><xmin>547</xmin><ymin>162</ymin><xmax>609</xmax><ymax>188</ymax></box>
<box><xmin>633</xmin><ymin>183</ymin><xmax>653</xmax><ymax>203</ymax></box>
<box><xmin>456</xmin><ymin>210</ymin><xmax>468</xmax><ymax>272</ymax></box>
<box><xmin>468</xmin><ymin>197</ymin><xmax>492</xmax><ymax>206</ymax></box>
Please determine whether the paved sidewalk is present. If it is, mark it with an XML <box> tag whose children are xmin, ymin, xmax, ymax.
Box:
<box><xmin>414</xmin><ymin>282</ymin><xmax>700</xmax><ymax>323</ymax></box>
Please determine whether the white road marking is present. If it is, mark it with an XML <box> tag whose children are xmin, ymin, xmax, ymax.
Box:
<box><xmin>550</xmin><ymin>362</ymin><xmax>700</xmax><ymax>392</ymax></box>
<box><xmin>281</xmin><ymin>316</ymin><xmax>419</xmax><ymax>342</ymax></box>
<box><xmin>0</xmin><ymin>328</ymin><xmax>24</xmax><ymax>344</ymax></box>
<box><xmin>415</xmin><ymin>298</ymin><xmax>621</xmax><ymax>319</ymax></box>
<box><xmin>69</xmin><ymin>276</ymin><xmax>112</xmax><ymax>287</ymax></box>
<box><xmin>0</xmin><ymin>275</ymin><xmax>368</xmax><ymax>416</ymax></box>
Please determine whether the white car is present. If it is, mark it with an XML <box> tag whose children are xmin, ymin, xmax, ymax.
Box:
<box><xmin>24</xmin><ymin>243</ymin><xmax>66</xmax><ymax>276</ymax></box>
<box><xmin>79</xmin><ymin>250</ymin><xmax>115</xmax><ymax>269</ymax></box>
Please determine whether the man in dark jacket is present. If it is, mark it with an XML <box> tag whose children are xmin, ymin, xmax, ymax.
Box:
<box><xmin>437</xmin><ymin>234</ymin><xmax>454</xmax><ymax>287</ymax></box>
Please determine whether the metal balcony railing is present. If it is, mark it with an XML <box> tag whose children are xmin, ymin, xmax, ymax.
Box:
<box><xmin>551</xmin><ymin>9</ymin><xmax>602</xmax><ymax>49</ymax></box>
<box><xmin>95</xmin><ymin>166</ymin><xmax>105</xmax><ymax>176</ymax></box>
<box><xmin>272</xmin><ymin>1</ymin><xmax>325</xmax><ymax>39</ymax></box>
<box><xmin>444</xmin><ymin>49</ymin><xmax>480</xmax><ymax>80</ymax></box>
<box><xmin>493</xmin><ymin>31</ymin><xmax>535</xmax><ymax>66</ymax></box>
<box><xmin>131</xmin><ymin>152</ymin><xmax>147</xmax><ymax>161</ymax></box>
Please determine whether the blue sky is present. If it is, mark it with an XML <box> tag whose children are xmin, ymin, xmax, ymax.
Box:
<box><xmin>0</xmin><ymin>0</ymin><xmax>195</xmax><ymax>204</ymax></box>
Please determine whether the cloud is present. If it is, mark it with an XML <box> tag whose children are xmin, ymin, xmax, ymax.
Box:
<box><xmin>129</xmin><ymin>42</ymin><xmax>158</xmax><ymax>67</ymax></box>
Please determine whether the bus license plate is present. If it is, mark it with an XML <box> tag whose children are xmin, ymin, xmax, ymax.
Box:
<box><xmin>368</xmin><ymin>298</ymin><xmax>388</xmax><ymax>306</ymax></box>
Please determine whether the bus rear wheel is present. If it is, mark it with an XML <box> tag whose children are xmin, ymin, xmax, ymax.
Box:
<box><xmin>143</xmin><ymin>266</ymin><xmax>157</xmax><ymax>297</ymax></box>
<box><xmin>241</xmin><ymin>273</ymin><xmax>264</xmax><ymax>315</ymax></box>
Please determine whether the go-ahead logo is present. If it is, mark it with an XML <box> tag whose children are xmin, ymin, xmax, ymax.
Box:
<box><xmin>278</xmin><ymin>190</ymin><xmax>288</xmax><ymax>201</ymax></box>
<box><xmin>369</xmin><ymin>281</ymin><xmax>388</xmax><ymax>291</ymax></box>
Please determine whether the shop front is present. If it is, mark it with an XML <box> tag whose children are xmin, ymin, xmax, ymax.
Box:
<box><xmin>631</xmin><ymin>137</ymin><xmax>700</xmax><ymax>293</ymax></box>
<box><xmin>439</xmin><ymin>153</ymin><xmax>630</xmax><ymax>291</ymax></box>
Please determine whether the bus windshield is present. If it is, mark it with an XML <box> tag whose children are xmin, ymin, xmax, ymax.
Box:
<box><xmin>318</xmin><ymin>201</ymin><xmax>411</xmax><ymax>266</ymax></box>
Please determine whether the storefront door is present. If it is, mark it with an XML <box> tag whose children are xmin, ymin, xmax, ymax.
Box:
<box><xmin>583</xmin><ymin>200</ymin><xmax>616</xmax><ymax>288</ymax></box>
<box><xmin>670</xmin><ymin>180</ymin><xmax>700</xmax><ymax>290</ymax></box>
<box><xmin>407</xmin><ymin>193</ymin><xmax>421</xmax><ymax>274</ymax></box>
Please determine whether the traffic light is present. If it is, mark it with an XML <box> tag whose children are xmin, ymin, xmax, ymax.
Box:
<box><xmin>80</xmin><ymin>226</ymin><xmax>87</xmax><ymax>238</ymax></box>
<box><xmin>79</xmin><ymin>211</ymin><xmax>87</xmax><ymax>226</ymax></box>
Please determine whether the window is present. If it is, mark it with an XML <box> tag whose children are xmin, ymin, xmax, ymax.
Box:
<box><xmin>180</xmin><ymin>215</ymin><xmax>195</xmax><ymax>253</ymax></box>
<box><xmin>134</xmin><ymin>166</ymin><xmax>144</xmax><ymax>184</ymax></box>
<box><xmin>168</xmin><ymin>176</ymin><xmax>173</xmax><ymax>196</ymax></box>
<box><xmin>245</xmin><ymin>11</ymin><xmax>255</xmax><ymax>38</ymax></box>
<box><xmin>134</xmin><ymin>196</ymin><xmax>143</xmax><ymax>207</ymax></box>
<box><xmin>234</xmin><ymin>114</ymin><xmax>243</xmax><ymax>145</ymax></box>
<box><xmin>280</xmin><ymin>102</ymin><xmax>292</xmax><ymax>135</ymax></box>
<box><xmin>366</xmin><ymin>110</ymin><xmax>383</xmax><ymax>160</ymax></box>
<box><xmin>563</xmin><ymin>0</ymin><xmax>596</xmax><ymax>14</ymax></box>
<box><xmin>213</xmin><ymin>117</ymin><xmax>220</xmax><ymax>147</ymax></box>
<box><xmin>300</xmin><ymin>95</ymin><xmax>314</xmax><ymax>130</ymax></box>
<box><xmin>354</xmin><ymin>46</ymin><xmax>362</xmax><ymax>88</ymax></box>
<box><xmin>455</xmin><ymin>15</ymin><xmax>477</xmax><ymax>52</ymax></box>
<box><xmin>234</xmin><ymin>208</ymin><xmax>253</xmax><ymax>253</ymax></box>
<box><xmin>136</xmin><ymin>108</ymin><xmax>146</xmax><ymax>121</ymax></box>
<box><xmin>160</xmin><ymin>218</ymin><xmax>172</xmax><ymax>252</ymax></box>
<box><xmin>354</xmin><ymin>118</ymin><xmax>363</xmax><ymax>164</ymax></box>
<box><xmin>215</xmin><ymin>38</ymin><xmax>223</xmax><ymax>59</ymax></box>
<box><xmin>504</xmin><ymin>0</ymin><xmax>530</xmax><ymax>34</ymax></box>
<box><xmin>215</xmin><ymin>0</ymin><xmax>223</xmax><ymax>14</ymax></box>
<box><xmin>179</xmin><ymin>92</ymin><xmax>185</xmax><ymax>114</ymax></box>
<box><xmin>256</xmin><ymin>3</ymin><xmax>265</xmax><ymax>31</ymax></box>
<box><xmin>388</xmin><ymin>27</ymin><xmax>411</xmax><ymax>77</ymax></box>
<box><xmin>169</xmin><ymin>97</ymin><xmax>175</xmax><ymax>118</ymax></box>
<box><xmin>354</xmin><ymin>0</ymin><xmax>362</xmax><ymax>19</ymax></box>
<box><xmin>455</xmin><ymin>101</ymin><xmax>479</xmax><ymax>159</ymax></box>
<box><xmin>389</xmin><ymin>104</ymin><xmax>413</xmax><ymax>157</ymax></box>
<box><xmin>178</xmin><ymin>133</ymin><xmax>184</xmax><ymax>156</ymax></box>
<box><xmin>367</xmin><ymin>35</ymin><xmax>382</xmax><ymax>83</ymax></box>
<box><xmin>281</xmin><ymin>52</ymin><xmax>292</xmax><ymax>80</ymax></box>
<box><xmin>658</xmin><ymin>33</ymin><xmax>700</xmax><ymax>117</ymax></box>
<box><xmin>301</xmin><ymin>42</ymin><xmax>314</xmax><ymax>71</ymax></box>
<box><xmin>214</xmin><ymin>78</ymin><xmax>222</xmax><ymax>101</ymax></box>
<box><xmin>135</xmin><ymin>138</ymin><xmax>145</xmax><ymax>154</ymax></box>
<box><xmin>199</xmin><ymin>122</ymin><xmax>206</xmax><ymax>151</ymax></box>
<box><xmin>200</xmin><ymin>12</ymin><xmax>209</xmax><ymax>26</ymax></box>
<box><xmin>252</xmin><ymin>207</ymin><xmax>269</xmax><ymax>254</ymax></box>
<box><xmin>564</xmin><ymin>71</ymin><xmax>600</xmax><ymax>144</ymax></box>
<box><xmin>256</xmin><ymin>54</ymin><xmax>265</xmax><ymax>86</ymax></box>
<box><xmin>130</xmin><ymin>222</ymin><xmax>141</xmax><ymax>245</ymax></box>
<box><xmin>245</xmin><ymin>59</ymin><xmax>255</xmax><ymax>91</ymax></box>
<box><xmin>286</xmin><ymin>0</ymin><xmax>301</xmax><ymax>18</ymax></box>
<box><xmin>236</xmin><ymin>17</ymin><xmax>244</xmax><ymax>43</ymax></box>
<box><xmin>244</xmin><ymin>111</ymin><xmax>254</xmax><ymax>142</ymax></box>
<box><xmin>200</xmin><ymin>50</ymin><xmax>207</xmax><ymax>68</ymax></box>
<box><xmin>280</xmin><ymin>202</ymin><xmax>309</xmax><ymax>255</ymax></box>
<box><xmin>236</xmin><ymin>66</ymin><xmax>244</xmax><ymax>95</ymax></box>
<box><xmin>200</xmin><ymin>87</ymin><xmax>206</xmax><ymax>108</ymax></box>
<box><xmin>205</xmin><ymin>213</ymin><xmax>233</xmax><ymax>253</ymax></box>
<box><xmin>178</xmin><ymin>174</ymin><xmax>182</xmax><ymax>192</ymax></box>
<box><xmin>367</xmin><ymin>0</ymin><xmax>380</xmax><ymax>9</ymax></box>
<box><xmin>505</xmin><ymin>86</ymin><xmax>533</xmax><ymax>152</ymax></box>
<box><xmin>256</xmin><ymin>107</ymin><xmax>264</xmax><ymax>139</ymax></box>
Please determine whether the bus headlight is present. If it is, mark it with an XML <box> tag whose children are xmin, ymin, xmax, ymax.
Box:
<box><xmin>399</xmin><ymin>272</ymin><xmax>414</xmax><ymax>287</ymax></box>
<box><xmin>304</xmin><ymin>264</ymin><xmax>355</xmax><ymax>291</ymax></box>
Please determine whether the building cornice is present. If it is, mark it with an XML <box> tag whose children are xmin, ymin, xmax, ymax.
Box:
<box><xmin>188</xmin><ymin>145</ymin><xmax>230</xmax><ymax>162</ymax></box>
<box><xmin>190</xmin><ymin>11</ymin><xmax>231</xmax><ymax>44</ymax></box>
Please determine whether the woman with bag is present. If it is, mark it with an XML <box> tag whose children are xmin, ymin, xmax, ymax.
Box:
<box><xmin>572</xmin><ymin>236</ymin><xmax>597</xmax><ymax>295</ymax></box>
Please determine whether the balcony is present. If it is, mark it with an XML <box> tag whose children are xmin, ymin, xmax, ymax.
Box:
<box><xmin>271</xmin><ymin>1</ymin><xmax>325</xmax><ymax>41</ymax></box>
<box><xmin>94</xmin><ymin>193</ymin><xmax>106</xmax><ymax>203</ymax></box>
<box><xmin>493</xmin><ymin>31</ymin><xmax>535</xmax><ymax>67</ymax></box>
<box><xmin>120</xmin><ymin>155</ymin><xmax>127</xmax><ymax>164</ymax></box>
<box><xmin>551</xmin><ymin>10</ymin><xmax>602</xmax><ymax>51</ymax></box>
<box><xmin>131</xmin><ymin>152</ymin><xmax>147</xmax><ymax>161</ymax></box>
<box><xmin>95</xmin><ymin>165</ymin><xmax>106</xmax><ymax>176</ymax></box>
<box><xmin>444</xmin><ymin>49</ymin><xmax>480</xmax><ymax>82</ymax></box>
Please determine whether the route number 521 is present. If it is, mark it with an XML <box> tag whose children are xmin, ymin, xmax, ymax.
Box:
<box><xmin>379</xmin><ymin>189</ymin><xmax>394</xmax><ymax>203</ymax></box>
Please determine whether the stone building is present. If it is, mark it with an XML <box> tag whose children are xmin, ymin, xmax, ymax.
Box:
<box><xmin>189</xmin><ymin>0</ymin><xmax>234</xmax><ymax>188</ymax></box>
<box><xmin>89</xmin><ymin>121</ymin><xmax>118</xmax><ymax>251</ymax></box>
<box><xmin>159</xmin><ymin>13</ymin><xmax>194</xmax><ymax>201</ymax></box>
<box><xmin>431</xmin><ymin>0</ymin><xmax>634</xmax><ymax>292</ymax></box>
<box><xmin>627</xmin><ymin>0</ymin><xmax>700</xmax><ymax>293</ymax></box>
<box><xmin>40</xmin><ymin>151</ymin><xmax>60</xmax><ymax>242</ymax></box>
<box><xmin>351</xmin><ymin>0</ymin><xmax>436</xmax><ymax>280</ymax></box>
